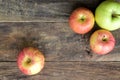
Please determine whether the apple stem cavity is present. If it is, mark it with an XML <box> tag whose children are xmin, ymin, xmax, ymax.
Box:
<box><xmin>26</xmin><ymin>58</ymin><xmax>32</xmax><ymax>64</ymax></box>
<box><xmin>102</xmin><ymin>35</ymin><xmax>107</xmax><ymax>41</ymax></box>
<box><xmin>79</xmin><ymin>15</ymin><xmax>86</xmax><ymax>23</ymax></box>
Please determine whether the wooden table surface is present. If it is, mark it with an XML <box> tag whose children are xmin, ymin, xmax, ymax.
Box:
<box><xmin>0</xmin><ymin>0</ymin><xmax>120</xmax><ymax>80</ymax></box>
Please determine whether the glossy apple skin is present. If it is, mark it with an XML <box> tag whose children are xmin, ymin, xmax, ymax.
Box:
<box><xmin>90</xmin><ymin>30</ymin><xmax>115</xmax><ymax>55</ymax></box>
<box><xmin>17</xmin><ymin>47</ymin><xmax>45</xmax><ymax>75</ymax></box>
<box><xmin>69</xmin><ymin>7</ymin><xmax>94</xmax><ymax>34</ymax></box>
<box><xmin>95</xmin><ymin>1</ymin><xmax>120</xmax><ymax>31</ymax></box>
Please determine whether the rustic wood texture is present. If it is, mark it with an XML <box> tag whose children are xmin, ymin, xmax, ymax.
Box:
<box><xmin>0</xmin><ymin>62</ymin><xmax>120</xmax><ymax>80</ymax></box>
<box><xmin>0</xmin><ymin>0</ymin><xmax>120</xmax><ymax>80</ymax></box>
<box><xmin>0</xmin><ymin>22</ymin><xmax>120</xmax><ymax>61</ymax></box>
<box><xmin>0</xmin><ymin>0</ymin><xmax>102</xmax><ymax>22</ymax></box>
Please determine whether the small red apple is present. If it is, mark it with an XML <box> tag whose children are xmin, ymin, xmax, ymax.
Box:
<box><xmin>90</xmin><ymin>29</ymin><xmax>115</xmax><ymax>55</ymax></box>
<box><xmin>17</xmin><ymin>47</ymin><xmax>45</xmax><ymax>75</ymax></box>
<box><xmin>69</xmin><ymin>7</ymin><xmax>95</xmax><ymax>34</ymax></box>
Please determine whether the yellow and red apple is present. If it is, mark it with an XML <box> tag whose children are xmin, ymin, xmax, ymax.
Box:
<box><xmin>69</xmin><ymin>7</ymin><xmax>95</xmax><ymax>34</ymax></box>
<box><xmin>17</xmin><ymin>47</ymin><xmax>45</xmax><ymax>75</ymax></box>
<box><xmin>90</xmin><ymin>29</ymin><xmax>115</xmax><ymax>55</ymax></box>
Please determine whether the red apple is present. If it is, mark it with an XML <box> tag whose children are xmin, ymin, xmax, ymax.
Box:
<box><xmin>69</xmin><ymin>7</ymin><xmax>95</xmax><ymax>34</ymax></box>
<box><xmin>17</xmin><ymin>47</ymin><xmax>45</xmax><ymax>75</ymax></box>
<box><xmin>90</xmin><ymin>29</ymin><xmax>115</xmax><ymax>55</ymax></box>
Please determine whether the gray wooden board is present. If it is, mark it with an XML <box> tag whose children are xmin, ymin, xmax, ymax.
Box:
<box><xmin>0</xmin><ymin>62</ymin><xmax>120</xmax><ymax>80</ymax></box>
<box><xmin>0</xmin><ymin>0</ymin><xmax>120</xmax><ymax>80</ymax></box>
<box><xmin>0</xmin><ymin>0</ymin><xmax>102</xmax><ymax>22</ymax></box>
<box><xmin>0</xmin><ymin>22</ymin><xmax>119</xmax><ymax>61</ymax></box>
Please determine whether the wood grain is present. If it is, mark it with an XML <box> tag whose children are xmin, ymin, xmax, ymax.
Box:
<box><xmin>0</xmin><ymin>0</ymin><xmax>102</xmax><ymax>22</ymax></box>
<box><xmin>0</xmin><ymin>0</ymin><xmax>120</xmax><ymax>80</ymax></box>
<box><xmin>0</xmin><ymin>22</ymin><xmax>120</xmax><ymax>61</ymax></box>
<box><xmin>0</xmin><ymin>61</ymin><xmax>120</xmax><ymax>80</ymax></box>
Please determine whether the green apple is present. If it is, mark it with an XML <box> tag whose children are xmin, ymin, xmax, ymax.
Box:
<box><xmin>95</xmin><ymin>0</ymin><xmax>120</xmax><ymax>31</ymax></box>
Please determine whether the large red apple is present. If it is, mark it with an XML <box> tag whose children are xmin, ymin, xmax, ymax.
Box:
<box><xmin>17</xmin><ymin>47</ymin><xmax>45</xmax><ymax>75</ymax></box>
<box><xmin>90</xmin><ymin>29</ymin><xmax>115</xmax><ymax>55</ymax></box>
<box><xmin>69</xmin><ymin>7</ymin><xmax>95</xmax><ymax>34</ymax></box>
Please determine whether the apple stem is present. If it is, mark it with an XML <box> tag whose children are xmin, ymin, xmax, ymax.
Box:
<box><xmin>112</xmin><ymin>14</ymin><xmax>120</xmax><ymax>18</ymax></box>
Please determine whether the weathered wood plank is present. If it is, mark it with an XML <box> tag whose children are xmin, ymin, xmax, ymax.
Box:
<box><xmin>0</xmin><ymin>22</ymin><xmax>120</xmax><ymax>61</ymax></box>
<box><xmin>0</xmin><ymin>0</ymin><xmax>102</xmax><ymax>22</ymax></box>
<box><xmin>0</xmin><ymin>62</ymin><xmax>120</xmax><ymax>80</ymax></box>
